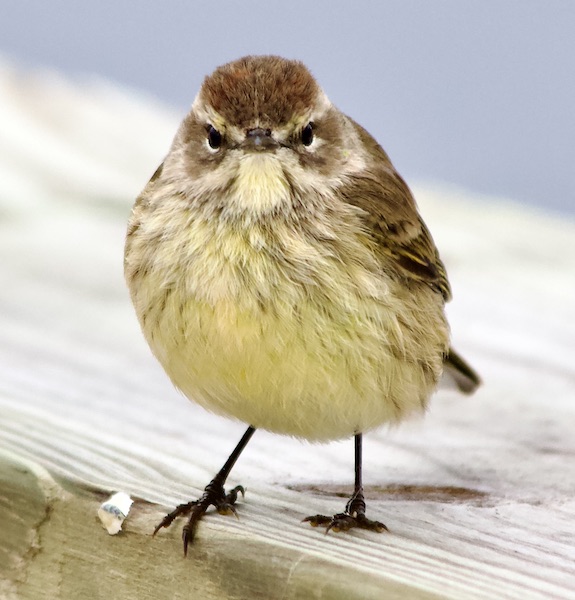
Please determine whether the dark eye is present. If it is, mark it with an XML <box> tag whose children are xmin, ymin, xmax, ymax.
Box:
<box><xmin>207</xmin><ymin>125</ymin><xmax>222</xmax><ymax>150</ymax></box>
<box><xmin>301</xmin><ymin>122</ymin><xmax>314</xmax><ymax>146</ymax></box>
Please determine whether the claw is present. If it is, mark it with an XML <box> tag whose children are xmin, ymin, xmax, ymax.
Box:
<box><xmin>216</xmin><ymin>503</ymin><xmax>238</xmax><ymax>517</ymax></box>
<box><xmin>225</xmin><ymin>485</ymin><xmax>245</xmax><ymax>505</ymax></box>
<box><xmin>304</xmin><ymin>510</ymin><xmax>387</xmax><ymax>536</ymax></box>
<box><xmin>302</xmin><ymin>514</ymin><xmax>332</xmax><ymax>527</ymax></box>
<box><xmin>154</xmin><ymin>478</ymin><xmax>246</xmax><ymax>554</ymax></box>
<box><xmin>356</xmin><ymin>513</ymin><xmax>388</xmax><ymax>532</ymax></box>
<box><xmin>153</xmin><ymin>500</ymin><xmax>197</xmax><ymax>536</ymax></box>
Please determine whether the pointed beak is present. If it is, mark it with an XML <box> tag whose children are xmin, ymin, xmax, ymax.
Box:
<box><xmin>241</xmin><ymin>128</ymin><xmax>280</xmax><ymax>152</ymax></box>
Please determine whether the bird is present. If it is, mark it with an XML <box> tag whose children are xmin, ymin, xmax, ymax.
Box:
<box><xmin>124</xmin><ymin>55</ymin><xmax>480</xmax><ymax>554</ymax></box>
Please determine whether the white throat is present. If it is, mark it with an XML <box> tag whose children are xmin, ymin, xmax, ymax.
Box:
<box><xmin>230</xmin><ymin>153</ymin><xmax>291</xmax><ymax>216</ymax></box>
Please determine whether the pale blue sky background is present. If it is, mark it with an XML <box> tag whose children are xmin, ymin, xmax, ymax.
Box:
<box><xmin>1</xmin><ymin>0</ymin><xmax>574</xmax><ymax>215</ymax></box>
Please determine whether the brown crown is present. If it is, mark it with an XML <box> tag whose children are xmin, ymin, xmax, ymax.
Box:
<box><xmin>199</xmin><ymin>55</ymin><xmax>321</xmax><ymax>128</ymax></box>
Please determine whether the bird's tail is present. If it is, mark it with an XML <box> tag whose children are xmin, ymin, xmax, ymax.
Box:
<box><xmin>442</xmin><ymin>347</ymin><xmax>481</xmax><ymax>394</ymax></box>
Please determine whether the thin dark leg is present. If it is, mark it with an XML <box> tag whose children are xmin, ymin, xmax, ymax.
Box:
<box><xmin>343</xmin><ymin>433</ymin><xmax>367</xmax><ymax>519</ymax></box>
<box><xmin>303</xmin><ymin>432</ymin><xmax>388</xmax><ymax>535</ymax></box>
<box><xmin>154</xmin><ymin>425</ymin><xmax>256</xmax><ymax>555</ymax></box>
<box><xmin>355</xmin><ymin>433</ymin><xmax>362</xmax><ymax>490</ymax></box>
<box><xmin>210</xmin><ymin>425</ymin><xmax>256</xmax><ymax>487</ymax></box>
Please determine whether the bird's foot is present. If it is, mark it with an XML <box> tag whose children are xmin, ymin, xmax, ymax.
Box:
<box><xmin>303</xmin><ymin>490</ymin><xmax>388</xmax><ymax>534</ymax></box>
<box><xmin>303</xmin><ymin>511</ymin><xmax>387</xmax><ymax>533</ymax></box>
<box><xmin>153</xmin><ymin>478</ymin><xmax>245</xmax><ymax>555</ymax></box>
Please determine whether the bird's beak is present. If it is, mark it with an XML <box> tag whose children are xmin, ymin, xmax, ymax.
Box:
<box><xmin>241</xmin><ymin>128</ymin><xmax>280</xmax><ymax>152</ymax></box>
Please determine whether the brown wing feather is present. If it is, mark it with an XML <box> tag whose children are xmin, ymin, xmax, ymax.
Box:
<box><xmin>341</xmin><ymin>119</ymin><xmax>451</xmax><ymax>301</ymax></box>
<box><xmin>340</xmin><ymin>119</ymin><xmax>481</xmax><ymax>394</ymax></box>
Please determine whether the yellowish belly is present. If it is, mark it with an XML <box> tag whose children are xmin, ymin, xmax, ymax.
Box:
<box><xmin>128</xmin><ymin>198</ymin><xmax>448</xmax><ymax>441</ymax></box>
<box><xmin>146</xmin><ymin>285</ymin><xmax>442</xmax><ymax>441</ymax></box>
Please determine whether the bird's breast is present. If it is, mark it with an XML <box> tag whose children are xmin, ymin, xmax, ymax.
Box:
<box><xmin>133</xmin><ymin>214</ymin><xmax>447</xmax><ymax>441</ymax></box>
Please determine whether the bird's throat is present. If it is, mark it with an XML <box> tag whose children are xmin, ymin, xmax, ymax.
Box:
<box><xmin>231</xmin><ymin>153</ymin><xmax>291</xmax><ymax>216</ymax></box>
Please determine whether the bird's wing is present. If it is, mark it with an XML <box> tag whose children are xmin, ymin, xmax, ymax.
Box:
<box><xmin>341</xmin><ymin>119</ymin><xmax>451</xmax><ymax>301</ymax></box>
<box><xmin>341</xmin><ymin>120</ymin><xmax>480</xmax><ymax>394</ymax></box>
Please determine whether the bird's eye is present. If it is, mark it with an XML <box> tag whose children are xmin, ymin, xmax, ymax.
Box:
<box><xmin>301</xmin><ymin>122</ymin><xmax>314</xmax><ymax>147</ymax></box>
<box><xmin>207</xmin><ymin>125</ymin><xmax>222</xmax><ymax>150</ymax></box>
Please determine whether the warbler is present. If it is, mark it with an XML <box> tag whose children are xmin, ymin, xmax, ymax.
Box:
<box><xmin>124</xmin><ymin>55</ymin><xmax>480</xmax><ymax>554</ymax></box>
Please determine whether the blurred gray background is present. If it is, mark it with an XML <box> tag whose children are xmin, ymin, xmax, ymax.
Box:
<box><xmin>2</xmin><ymin>0</ymin><xmax>573</xmax><ymax>215</ymax></box>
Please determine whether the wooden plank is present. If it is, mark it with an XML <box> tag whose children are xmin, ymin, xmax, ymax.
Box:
<box><xmin>0</xmin><ymin>61</ymin><xmax>574</xmax><ymax>599</ymax></box>
<box><xmin>3</xmin><ymin>450</ymin><xmax>430</xmax><ymax>600</ymax></box>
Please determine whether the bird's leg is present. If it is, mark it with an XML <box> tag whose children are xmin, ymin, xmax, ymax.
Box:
<box><xmin>303</xmin><ymin>433</ymin><xmax>388</xmax><ymax>534</ymax></box>
<box><xmin>153</xmin><ymin>425</ymin><xmax>256</xmax><ymax>555</ymax></box>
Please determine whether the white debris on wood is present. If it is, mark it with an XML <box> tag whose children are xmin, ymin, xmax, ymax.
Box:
<box><xmin>98</xmin><ymin>492</ymin><xmax>134</xmax><ymax>535</ymax></box>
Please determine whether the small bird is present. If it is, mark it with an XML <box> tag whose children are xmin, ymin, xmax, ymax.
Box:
<box><xmin>124</xmin><ymin>55</ymin><xmax>480</xmax><ymax>554</ymax></box>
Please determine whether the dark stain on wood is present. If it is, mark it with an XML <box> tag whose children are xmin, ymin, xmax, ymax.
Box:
<box><xmin>291</xmin><ymin>484</ymin><xmax>490</xmax><ymax>506</ymax></box>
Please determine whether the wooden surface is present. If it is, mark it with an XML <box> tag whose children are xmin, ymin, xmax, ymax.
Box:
<box><xmin>1</xmin><ymin>61</ymin><xmax>574</xmax><ymax>599</ymax></box>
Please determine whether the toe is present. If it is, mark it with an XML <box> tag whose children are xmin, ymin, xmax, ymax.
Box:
<box><xmin>224</xmin><ymin>485</ymin><xmax>245</xmax><ymax>505</ymax></box>
<box><xmin>216</xmin><ymin>502</ymin><xmax>239</xmax><ymax>518</ymax></box>
<box><xmin>302</xmin><ymin>514</ymin><xmax>332</xmax><ymax>527</ymax></box>
<box><xmin>326</xmin><ymin>514</ymin><xmax>356</xmax><ymax>533</ymax></box>
<box><xmin>355</xmin><ymin>514</ymin><xmax>388</xmax><ymax>532</ymax></box>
